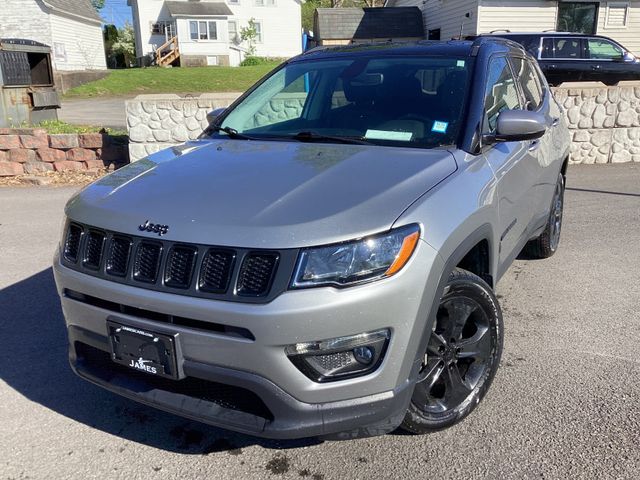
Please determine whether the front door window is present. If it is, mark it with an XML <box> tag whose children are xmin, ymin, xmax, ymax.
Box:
<box><xmin>557</xmin><ymin>2</ymin><xmax>599</xmax><ymax>34</ymax></box>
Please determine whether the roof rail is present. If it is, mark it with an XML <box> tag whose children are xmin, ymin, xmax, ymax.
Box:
<box><xmin>470</xmin><ymin>35</ymin><xmax>528</xmax><ymax>55</ymax></box>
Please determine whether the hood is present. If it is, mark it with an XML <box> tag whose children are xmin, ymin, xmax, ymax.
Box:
<box><xmin>66</xmin><ymin>140</ymin><xmax>457</xmax><ymax>248</ymax></box>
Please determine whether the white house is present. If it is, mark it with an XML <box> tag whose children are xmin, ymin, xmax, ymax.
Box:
<box><xmin>127</xmin><ymin>0</ymin><xmax>302</xmax><ymax>67</ymax></box>
<box><xmin>385</xmin><ymin>0</ymin><xmax>640</xmax><ymax>55</ymax></box>
<box><xmin>0</xmin><ymin>0</ymin><xmax>107</xmax><ymax>70</ymax></box>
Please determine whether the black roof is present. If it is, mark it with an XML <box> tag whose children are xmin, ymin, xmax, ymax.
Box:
<box><xmin>314</xmin><ymin>7</ymin><xmax>424</xmax><ymax>41</ymax></box>
<box><xmin>45</xmin><ymin>0</ymin><xmax>102</xmax><ymax>23</ymax></box>
<box><xmin>297</xmin><ymin>38</ymin><xmax>524</xmax><ymax>62</ymax></box>
<box><xmin>166</xmin><ymin>1</ymin><xmax>233</xmax><ymax>17</ymax></box>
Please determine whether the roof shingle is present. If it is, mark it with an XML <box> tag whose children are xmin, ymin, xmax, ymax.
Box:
<box><xmin>314</xmin><ymin>7</ymin><xmax>424</xmax><ymax>41</ymax></box>
<box><xmin>44</xmin><ymin>0</ymin><xmax>102</xmax><ymax>23</ymax></box>
<box><xmin>165</xmin><ymin>1</ymin><xmax>233</xmax><ymax>17</ymax></box>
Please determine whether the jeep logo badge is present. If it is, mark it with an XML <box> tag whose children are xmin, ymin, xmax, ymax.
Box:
<box><xmin>139</xmin><ymin>220</ymin><xmax>169</xmax><ymax>237</ymax></box>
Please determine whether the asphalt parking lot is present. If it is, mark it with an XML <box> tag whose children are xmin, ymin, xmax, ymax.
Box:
<box><xmin>1</xmin><ymin>164</ymin><xmax>639</xmax><ymax>480</ymax></box>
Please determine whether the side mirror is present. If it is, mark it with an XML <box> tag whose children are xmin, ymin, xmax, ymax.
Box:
<box><xmin>207</xmin><ymin>107</ymin><xmax>227</xmax><ymax>125</ymax></box>
<box><xmin>485</xmin><ymin>110</ymin><xmax>547</xmax><ymax>144</ymax></box>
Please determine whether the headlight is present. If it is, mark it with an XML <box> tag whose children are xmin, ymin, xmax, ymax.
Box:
<box><xmin>290</xmin><ymin>224</ymin><xmax>420</xmax><ymax>288</ymax></box>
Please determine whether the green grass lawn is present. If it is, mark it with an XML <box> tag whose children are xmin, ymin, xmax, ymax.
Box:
<box><xmin>65</xmin><ymin>63</ymin><xmax>281</xmax><ymax>98</ymax></box>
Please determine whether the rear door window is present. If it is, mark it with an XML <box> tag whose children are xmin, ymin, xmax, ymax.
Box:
<box><xmin>541</xmin><ymin>38</ymin><xmax>585</xmax><ymax>59</ymax></box>
<box><xmin>483</xmin><ymin>56</ymin><xmax>522</xmax><ymax>134</ymax></box>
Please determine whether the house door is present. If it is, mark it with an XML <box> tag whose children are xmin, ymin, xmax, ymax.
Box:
<box><xmin>556</xmin><ymin>2</ymin><xmax>599</xmax><ymax>34</ymax></box>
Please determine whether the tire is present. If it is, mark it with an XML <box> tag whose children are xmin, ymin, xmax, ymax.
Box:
<box><xmin>401</xmin><ymin>268</ymin><xmax>503</xmax><ymax>434</ymax></box>
<box><xmin>524</xmin><ymin>172</ymin><xmax>565</xmax><ymax>259</ymax></box>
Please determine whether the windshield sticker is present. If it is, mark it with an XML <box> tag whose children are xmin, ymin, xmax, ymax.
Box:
<box><xmin>365</xmin><ymin>130</ymin><xmax>413</xmax><ymax>141</ymax></box>
<box><xmin>431</xmin><ymin>121</ymin><xmax>449</xmax><ymax>134</ymax></box>
<box><xmin>456</xmin><ymin>60</ymin><xmax>465</xmax><ymax>68</ymax></box>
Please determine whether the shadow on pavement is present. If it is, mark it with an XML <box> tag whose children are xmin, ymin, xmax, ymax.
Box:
<box><xmin>566</xmin><ymin>187</ymin><xmax>640</xmax><ymax>198</ymax></box>
<box><xmin>0</xmin><ymin>268</ymin><xmax>319</xmax><ymax>454</ymax></box>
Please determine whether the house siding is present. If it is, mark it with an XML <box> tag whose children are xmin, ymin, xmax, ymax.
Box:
<box><xmin>477</xmin><ymin>1</ymin><xmax>557</xmax><ymax>34</ymax></box>
<box><xmin>420</xmin><ymin>0</ymin><xmax>479</xmax><ymax>40</ymax></box>
<box><xmin>0</xmin><ymin>0</ymin><xmax>53</xmax><ymax>48</ymax></box>
<box><xmin>131</xmin><ymin>0</ymin><xmax>301</xmax><ymax>64</ymax></box>
<box><xmin>49</xmin><ymin>13</ymin><xmax>107</xmax><ymax>70</ymax></box>
<box><xmin>595</xmin><ymin>1</ymin><xmax>640</xmax><ymax>55</ymax></box>
<box><xmin>0</xmin><ymin>0</ymin><xmax>105</xmax><ymax>71</ymax></box>
<box><xmin>228</xmin><ymin>1</ymin><xmax>302</xmax><ymax>58</ymax></box>
<box><xmin>477</xmin><ymin>1</ymin><xmax>640</xmax><ymax>55</ymax></box>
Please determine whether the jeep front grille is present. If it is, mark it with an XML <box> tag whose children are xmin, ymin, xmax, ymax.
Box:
<box><xmin>105</xmin><ymin>236</ymin><xmax>131</xmax><ymax>277</ymax></box>
<box><xmin>237</xmin><ymin>253</ymin><xmax>279</xmax><ymax>297</ymax></box>
<box><xmin>60</xmin><ymin>222</ymin><xmax>298</xmax><ymax>304</ymax></box>
<box><xmin>199</xmin><ymin>249</ymin><xmax>235</xmax><ymax>293</ymax></box>
<box><xmin>133</xmin><ymin>241</ymin><xmax>162</xmax><ymax>284</ymax></box>
<box><xmin>164</xmin><ymin>245</ymin><xmax>197</xmax><ymax>289</ymax></box>
<box><xmin>83</xmin><ymin>230</ymin><xmax>106</xmax><ymax>270</ymax></box>
<box><xmin>63</xmin><ymin>223</ymin><xmax>83</xmax><ymax>263</ymax></box>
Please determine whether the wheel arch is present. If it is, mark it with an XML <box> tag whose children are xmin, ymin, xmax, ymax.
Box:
<box><xmin>408</xmin><ymin>223</ymin><xmax>496</xmax><ymax>383</ymax></box>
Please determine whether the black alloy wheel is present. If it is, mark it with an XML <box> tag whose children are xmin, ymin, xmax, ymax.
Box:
<box><xmin>401</xmin><ymin>268</ymin><xmax>503</xmax><ymax>433</ymax></box>
<box><xmin>525</xmin><ymin>172</ymin><xmax>565</xmax><ymax>259</ymax></box>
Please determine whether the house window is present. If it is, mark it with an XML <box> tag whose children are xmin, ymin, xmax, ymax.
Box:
<box><xmin>228</xmin><ymin>20</ymin><xmax>239</xmax><ymax>43</ymax></box>
<box><xmin>228</xmin><ymin>0</ymin><xmax>240</xmax><ymax>4</ymax></box>
<box><xmin>189</xmin><ymin>20</ymin><xmax>219</xmax><ymax>41</ymax></box>
<box><xmin>53</xmin><ymin>42</ymin><xmax>67</xmax><ymax>61</ymax></box>
<box><xmin>556</xmin><ymin>2</ymin><xmax>599</xmax><ymax>34</ymax></box>
<box><xmin>151</xmin><ymin>21</ymin><xmax>175</xmax><ymax>38</ymax></box>
<box><xmin>254</xmin><ymin>21</ymin><xmax>263</xmax><ymax>42</ymax></box>
<box><xmin>255</xmin><ymin>0</ymin><xmax>275</xmax><ymax>6</ymax></box>
<box><xmin>606</xmin><ymin>3</ymin><xmax>629</xmax><ymax>28</ymax></box>
<box><xmin>428</xmin><ymin>29</ymin><xmax>441</xmax><ymax>40</ymax></box>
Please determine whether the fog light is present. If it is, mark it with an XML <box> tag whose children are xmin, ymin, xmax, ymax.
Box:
<box><xmin>285</xmin><ymin>329</ymin><xmax>390</xmax><ymax>382</ymax></box>
<box><xmin>353</xmin><ymin>346</ymin><xmax>374</xmax><ymax>365</ymax></box>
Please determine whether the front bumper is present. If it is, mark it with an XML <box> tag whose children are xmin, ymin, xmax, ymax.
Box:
<box><xmin>54</xmin><ymin>239</ymin><xmax>443</xmax><ymax>439</ymax></box>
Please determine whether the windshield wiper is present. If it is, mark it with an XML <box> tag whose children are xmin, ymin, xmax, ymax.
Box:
<box><xmin>291</xmin><ymin>131</ymin><xmax>371</xmax><ymax>145</ymax></box>
<box><xmin>208</xmin><ymin>125</ymin><xmax>253</xmax><ymax>140</ymax></box>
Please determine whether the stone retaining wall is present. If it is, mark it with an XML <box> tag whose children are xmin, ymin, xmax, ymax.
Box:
<box><xmin>0</xmin><ymin>128</ymin><xmax>129</xmax><ymax>177</ymax></box>
<box><xmin>125</xmin><ymin>93</ymin><xmax>240</xmax><ymax>161</ymax></box>
<box><xmin>554</xmin><ymin>83</ymin><xmax>640</xmax><ymax>164</ymax></box>
<box><xmin>126</xmin><ymin>83</ymin><xmax>640</xmax><ymax>164</ymax></box>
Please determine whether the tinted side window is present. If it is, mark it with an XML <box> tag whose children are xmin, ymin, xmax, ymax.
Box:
<box><xmin>541</xmin><ymin>38</ymin><xmax>584</xmax><ymax>59</ymax></box>
<box><xmin>510</xmin><ymin>57</ymin><xmax>543</xmax><ymax>110</ymax></box>
<box><xmin>483</xmin><ymin>56</ymin><xmax>521</xmax><ymax>134</ymax></box>
<box><xmin>501</xmin><ymin>35</ymin><xmax>540</xmax><ymax>57</ymax></box>
<box><xmin>587</xmin><ymin>38</ymin><xmax>624</xmax><ymax>59</ymax></box>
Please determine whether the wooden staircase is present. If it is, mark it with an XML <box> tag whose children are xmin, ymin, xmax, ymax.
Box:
<box><xmin>156</xmin><ymin>36</ymin><xmax>180</xmax><ymax>67</ymax></box>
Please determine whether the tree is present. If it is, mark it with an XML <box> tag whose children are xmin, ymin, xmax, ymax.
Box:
<box><xmin>112</xmin><ymin>23</ymin><xmax>136</xmax><ymax>67</ymax></box>
<box><xmin>240</xmin><ymin>18</ymin><xmax>259</xmax><ymax>56</ymax></box>
<box><xmin>91</xmin><ymin>0</ymin><xmax>105</xmax><ymax>10</ymax></box>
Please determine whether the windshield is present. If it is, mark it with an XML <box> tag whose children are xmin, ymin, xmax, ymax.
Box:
<box><xmin>214</xmin><ymin>55</ymin><xmax>474</xmax><ymax>149</ymax></box>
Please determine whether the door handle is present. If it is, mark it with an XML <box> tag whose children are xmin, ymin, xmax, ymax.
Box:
<box><xmin>528</xmin><ymin>140</ymin><xmax>540</xmax><ymax>152</ymax></box>
<box><xmin>551</xmin><ymin>118</ymin><xmax>560</xmax><ymax>127</ymax></box>
<box><xmin>591</xmin><ymin>65</ymin><xmax>601</xmax><ymax>70</ymax></box>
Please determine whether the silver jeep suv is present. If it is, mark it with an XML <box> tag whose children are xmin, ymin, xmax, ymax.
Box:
<box><xmin>54</xmin><ymin>38</ymin><xmax>570</xmax><ymax>439</ymax></box>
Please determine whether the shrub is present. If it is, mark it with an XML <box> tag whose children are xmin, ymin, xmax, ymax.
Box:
<box><xmin>240</xmin><ymin>56</ymin><xmax>283</xmax><ymax>67</ymax></box>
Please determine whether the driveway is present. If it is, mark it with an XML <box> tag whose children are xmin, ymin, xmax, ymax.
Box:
<box><xmin>59</xmin><ymin>97</ymin><xmax>130</xmax><ymax>129</ymax></box>
<box><xmin>0</xmin><ymin>164</ymin><xmax>638</xmax><ymax>479</ymax></box>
